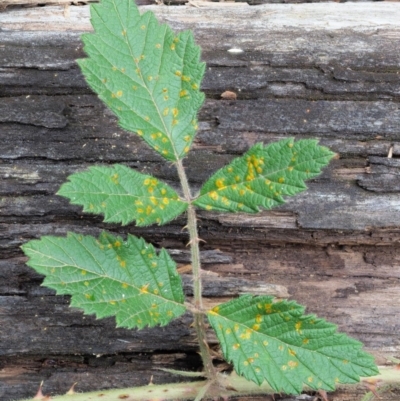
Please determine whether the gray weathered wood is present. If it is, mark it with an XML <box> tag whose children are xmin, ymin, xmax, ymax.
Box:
<box><xmin>0</xmin><ymin>3</ymin><xmax>400</xmax><ymax>401</ymax></box>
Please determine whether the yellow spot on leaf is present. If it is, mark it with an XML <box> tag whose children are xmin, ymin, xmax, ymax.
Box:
<box><xmin>144</xmin><ymin>116</ymin><xmax>150</xmax><ymax>122</ymax></box>
<box><xmin>84</xmin><ymin>281</ymin><xmax>89</xmax><ymax>286</ymax></box>
<box><xmin>192</xmin><ymin>83</ymin><xmax>198</xmax><ymax>90</ymax></box>
<box><xmin>137</xmin><ymin>130</ymin><xmax>143</xmax><ymax>136</ymax></box>
<box><xmin>209</xmin><ymin>191</ymin><xmax>218</xmax><ymax>200</ymax></box>
<box><xmin>120</xmin><ymin>261</ymin><xmax>126</xmax><ymax>268</ymax></box>
<box><xmin>232</xmin><ymin>343</ymin><xmax>240</xmax><ymax>350</ymax></box>
<box><xmin>175</xmin><ymin>71</ymin><xmax>182</xmax><ymax>77</ymax></box>
<box><xmin>252</xmin><ymin>324</ymin><xmax>260</xmax><ymax>331</ymax></box>
<box><xmin>140</xmin><ymin>284</ymin><xmax>149</xmax><ymax>294</ymax></box>
<box><xmin>162</xmin><ymin>198</ymin><xmax>169</xmax><ymax>205</ymax></box>
<box><xmin>116</xmin><ymin>90</ymin><xmax>123</xmax><ymax>97</ymax></box>
<box><xmin>308</xmin><ymin>377</ymin><xmax>313</xmax><ymax>383</ymax></box>
<box><xmin>147</xmin><ymin>76</ymin><xmax>153</xmax><ymax>81</ymax></box>
<box><xmin>182</xmin><ymin>75</ymin><xmax>191</xmax><ymax>82</ymax></box>
<box><xmin>122</xmin><ymin>283</ymin><xmax>128</xmax><ymax>289</ymax></box>
<box><xmin>225</xmin><ymin>328</ymin><xmax>232</xmax><ymax>334</ymax></box>
<box><xmin>114</xmin><ymin>240</ymin><xmax>121</xmax><ymax>248</ymax></box>
<box><xmin>243</xmin><ymin>361</ymin><xmax>249</xmax><ymax>366</ymax></box>
<box><xmin>289</xmin><ymin>349</ymin><xmax>296</xmax><ymax>356</ymax></box>
<box><xmin>216</xmin><ymin>178</ymin><xmax>225</xmax><ymax>188</ymax></box>
<box><xmin>295</xmin><ymin>321</ymin><xmax>302</xmax><ymax>332</ymax></box>
<box><xmin>240</xmin><ymin>329</ymin><xmax>252</xmax><ymax>340</ymax></box>
<box><xmin>227</xmin><ymin>167</ymin><xmax>233</xmax><ymax>173</ymax></box>
<box><xmin>179</xmin><ymin>90</ymin><xmax>188</xmax><ymax>97</ymax></box>
<box><xmin>288</xmin><ymin>142</ymin><xmax>294</xmax><ymax>148</ymax></box>
<box><xmin>172</xmin><ymin>108</ymin><xmax>179</xmax><ymax>117</ymax></box>
<box><xmin>278</xmin><ymin>177</ymin><xmax>285</xmax><ymax>183</ymax></box>
<box><xmin>170</xmin><ymin>44</ymin><xmax>175</xmax><ymax>50</ymax></box>
<box><xmin>141</xmin><ymin>25</ymin><xmax>146</xmax><ymax>30</ymax></box>
<box><xmin>255</xmin><ymin>314</ymin><xmax>262</xmax><ymax>323</ymax></box>
<box><xmin>163</xmin><ymin>108</ymin><xmax>169</xmax><ymax>116</ymax></box>
<box><xmin>109</xmin><ymin>301</ymin><xmax>116</xmax><ymax>305</ymax></box>
<box><xmin>81</xmin><ymin>270</ymin><xmax>87</xmax><ymax>275</ymax></box>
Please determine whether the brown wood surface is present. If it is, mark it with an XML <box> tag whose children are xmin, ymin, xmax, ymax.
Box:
<box><xmin>0</xmin><ymin>2</ymin><xmax>400</xmax><ymax>401</ymax></box>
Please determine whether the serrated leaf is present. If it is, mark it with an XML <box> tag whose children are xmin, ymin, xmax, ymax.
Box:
<box><xmin>77</xmin><ymin>0</ymin><xmax>205</xmax><ymax>161</ymax></box>
<box><xmin>22</xmin><ymin>232</ymin><xmax>186</xmax><ymax>329</ymax></box>
<box><xmin>207</xmin><ymin>295</ymin><xmax>378</xmax><ymax>394</ymax></box>
<box><xmin>193</xmin><ymin>138</ymin><xmax>335</xmax><ymax>213</ymax></box>
<box><xmin>57</xmin><ymin>164</ymin><xmax>187</xmax><ymax>226</ymax></box>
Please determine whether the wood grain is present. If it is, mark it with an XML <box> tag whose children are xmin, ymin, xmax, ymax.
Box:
<box><xmin>0</xmin><ymin>3</ymin><xmax>399</xmax><ymax>401</ymax></box>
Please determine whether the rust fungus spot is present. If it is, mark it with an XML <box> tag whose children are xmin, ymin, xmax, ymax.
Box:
<box><xmin>118</xmin><ymin>395</ymin><xmax>129</xmax><ymax>399</ymax></box>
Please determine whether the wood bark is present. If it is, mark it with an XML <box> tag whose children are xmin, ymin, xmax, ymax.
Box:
<box><xmin>0</xmin><ymin>2</ymin><xmax>400</xmax><ymax>400</ymax></box>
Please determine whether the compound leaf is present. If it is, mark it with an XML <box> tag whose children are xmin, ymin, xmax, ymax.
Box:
<box><xmin>58</xmin><ymin>164</ymin><xmax>187</xmax><ymax>226</ymax></box>
<box><xmin>193</xmin><ymin>138</ymin><xmax>335</xmax><ymax>213</ymax></box>
<box><xmin>207</xmin><ymin>295</ymin><xmax>378</xmax><ymax>394</ymax></box>
<box><xmin>78</xmin><ymin>0</ymin><xmax>205</xmax><ymax>161</ymax></box>
<box><xmin>22</xmin><ymin>232</ymin><xmax>186</xmax><ymax>329</ymax></box>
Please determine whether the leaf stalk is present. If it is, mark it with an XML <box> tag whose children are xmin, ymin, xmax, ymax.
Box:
<box><xmin>175</xmin><ymin>158</ymin><xmax>216</xmax><ymax>381</ymax></box>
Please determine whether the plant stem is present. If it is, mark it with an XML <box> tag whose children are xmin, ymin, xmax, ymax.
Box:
<box><xmin>19</xmin><ymin>367</ymin><xmax>400</xmax><ymax>401</ymax></box>
<box><xmin>176</xmin><ymin>159</ymin><xmax>216</xmax><ymax>380</ymax></box>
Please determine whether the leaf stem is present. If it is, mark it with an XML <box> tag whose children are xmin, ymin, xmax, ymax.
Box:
<box><xmin>176</xmin><ymin>158</ymin><xmax>216</xmax><ymax>380</ymax></box>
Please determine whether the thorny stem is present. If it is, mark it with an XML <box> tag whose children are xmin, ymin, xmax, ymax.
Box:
<box><xmin>176</xmin><ymin>158</ymin><xmax>216</xmax><ymax>381</ymax></box>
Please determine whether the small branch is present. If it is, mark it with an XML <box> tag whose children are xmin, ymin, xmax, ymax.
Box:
<box><xmin>19</xmin><ymin>367</ymin><xmax>400</xmax><ymax>401</ymax></box>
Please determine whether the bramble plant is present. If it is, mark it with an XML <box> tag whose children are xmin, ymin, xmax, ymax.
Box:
<box><xmin>20</xmin><ymin>0</ymin><xmax>384</xmax><ymax>400</ymax></box>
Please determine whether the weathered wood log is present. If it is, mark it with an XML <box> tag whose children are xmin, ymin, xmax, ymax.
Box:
<box><xmin>0</xmin><ymin>3</ymin><xmax>400</xmax><ymax>401</ymax></box>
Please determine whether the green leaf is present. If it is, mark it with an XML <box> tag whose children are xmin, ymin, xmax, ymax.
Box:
<box><xmin>22</xmin><ymin>232</ymin><xmax>186</xmax><ymax>329</ymax></box>
<box><xmin>57</xmin><ymin>164</ymin><xmax>187</xmax><ymax>226</ymax></box>
<box><xmin>193</xmin><ymin>138</ymin><xmax>335</xmax><ymax>213</ymax></box>
<box><xmin>77</xmin><ymin>0</ymin><xmax>205</xmax><ymax>161</ymax></box>
<box><xmin>207</xmin><ymin>295</ymin><xmax>378</xmax><ymax>394</ymax></box>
